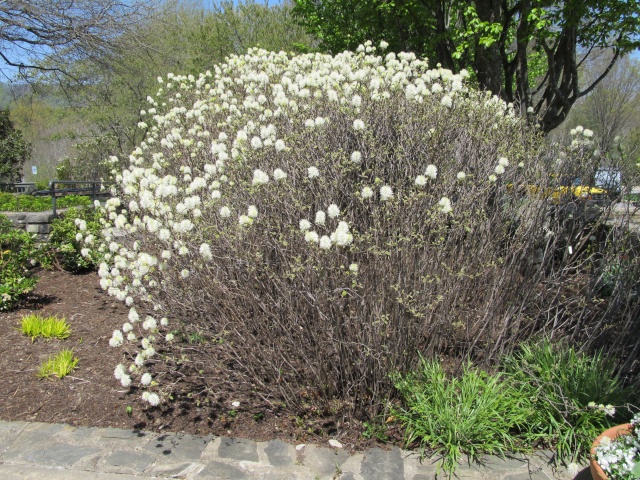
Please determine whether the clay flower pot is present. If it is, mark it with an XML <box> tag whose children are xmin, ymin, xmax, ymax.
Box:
<box><xmin>590</xmin><ymin>424</ymin><xmax>633</xmax><ymax>480</ymax></box>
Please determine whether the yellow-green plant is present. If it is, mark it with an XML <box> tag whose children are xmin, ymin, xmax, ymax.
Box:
<box><xmin>20</xmin><ymin>313</ymin><xmax>71</xmax><ymax>340</ymax></box>
<box><xmin>37</xmin><ymin>349</ymin><xmax>79</xmax><ymax>379</ymax></box>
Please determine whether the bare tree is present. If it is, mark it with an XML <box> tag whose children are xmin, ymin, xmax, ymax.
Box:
<box><xmin>0</xmin><ymin>0</ymin><xmax>159</xmax><ymax>80</ymax></box>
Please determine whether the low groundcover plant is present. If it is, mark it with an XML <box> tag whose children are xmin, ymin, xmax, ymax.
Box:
<box><xmin>593</xmin><ymin>413</ymin><xmax>640</xmax><ymax>479</ymax></box>
<box><xmin>20</xmin><ymin>313</ymin><xmax>71</xmax><ymax>341</ymax></box>
<box><xmin>37</xmin><ymin>348</ymin><xmax>79</xmax><ymax>379</ymax></box>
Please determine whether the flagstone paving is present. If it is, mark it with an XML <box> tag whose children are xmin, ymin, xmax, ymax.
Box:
<box><xmin>0</xmin><ymin>421</ymin><xmax>588</xmax><ymax>479</ymax></box>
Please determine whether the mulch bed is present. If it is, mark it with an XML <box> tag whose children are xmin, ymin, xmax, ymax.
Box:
<box><xmin>0</xmin><ymin>269</ymin><xmax>393</xmax><ymax>451</ymax></box>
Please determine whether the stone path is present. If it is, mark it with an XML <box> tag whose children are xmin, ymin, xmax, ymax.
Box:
<box><xmin>0</xmin><ymin>421</ymin><xmax>590</xmax><ymax>479</ymax></box>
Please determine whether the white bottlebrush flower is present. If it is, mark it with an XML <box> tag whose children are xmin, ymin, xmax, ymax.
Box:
<box><xmin>165</xmin><ymin>333</ymin><xmax>174</xmax><ymax>342</ymax></box>
<box><xmin>147</xmin><ymin>393</ymin><xmax>160</xmax><ymax>406</ymax></box>
<box><xmin>141</xmin><ymin>373</ymin><xmax>152</xmax><ymax>386</ymax></box>
<box><xmin>199</xmin><ymin>243</ymin><xmax>212</xmax><ymax>260</ymax></box>
<box><xmin>415</xmin><ymin>175</ymin><xmax>427</xmax><ymax>186</ymax></box>
<box><xmin>380</xmin><ymin>185</ymin><xmax>393</xmax><ymax>201</ymax></box>
<box><xmin>353</xmin><ymin>119</ymin><xmax>365</xmax><ymax>131</ymax></box>
<box><xmin>239</xmin><ymin>215</ymin><xmax>253</xmax><ymax>226</ymax></box>
<box><xmin>425</xmin><ymin>164</ymin><xmax>438</xmax><ymax>179</ymax></box>
<box><xmin>304</xmin><ymin>230</ymin><xmax>319</xmax><ymax>243</ymax></box>
<box><xmin>488</xmin><ymin>174</ymin><xmax>498</xmax><ymax>182</ymax></box>
<box><xmin>526</xmin><ymin>106</ymin><xmax>534</xmax><ymax>113</ymax></box>
<box><xmin>319</xmin><ymin>235</ymin><xmax>332</xmax><ymax>249</ymax></box>
<box><xmin>219</xmin><ymin>206</ymin><xmax>231</xmax><ymax>217</ymax></box>
<box><xmin>495</xmin><ymin>164</ymin><xmax>506</xmax><ymax>175</ymax></box>
<box><xmin>441</xmin><ymin>95</ymin><xmax>452</xmax><ymax>107</ymax></box>
<box><xmin>498</xmin><ymin>157</ymin><xmax>509</xmax><ymax>167</ymax></box>
<box><xmin>327</xmin><ymin>204</ymin><xmax>340</xmax><ymax>218</ymax></box>
<box><xmin>273</xmin><ymin>168</ymin><xmax>287</xmax><ymax>180</ymax></box>
<box><xmin>438</xmin><ymin>197</ymin><xmax>452</xmax><ymax>214</ymax></box>
<box><xmin>114</xmin><ymin>364</ymin><xmax>126</xmax><ymax>380</ymax></box>
<box><xmin>109</xmin><ymin>330</ymin><xmax>124</xmax><ymax>347</ymax></box>
<box><xmin>379</xmin><ymin>40</ymin><xmax>389</xmax><ymax>50</ymax></box>
<box><xmin>583</xmin><ymin>128</ymin><xmax>594</xmax><ymax>138</ymax></box>
<box><xmin>299</xmin><ymin>219</ymin><xmax>312</xmax><ymax>231</ymax></box>
<box><xmin>350</xmin><ymin>151</ymin><xmax>362</xmax><ymax>163</ymax></box>
<box><xmin>231</xmin><ymin>401</ymin><xmax>241</xmax><ymax>408</ymax></box>
<box><xmin>180</xmin><ymin>269</ymin><xmax>190</xmax><ymax>278</ymax></box>
<box><xmin>120</xmin><ymin>374</ymin><xmax>132</xmax><ymax>388</ymax></box>
<box><xmin>457</xmin><ymin>171</ymin><xmax>466</xmax><ymax>180</ymax></box>
<box><xmin>361</xmin><ymin>186</ymin><xmax>374</xmax><ymax>199</ymax></box>
<box><xmin>128</xmin><ymin>308</ymin><xmax>140</xmax><ymax>323</ymax></box>
<box><xmin>307</xmin><ymin>166</ymin><xmax>320</xmax><ymax>179</ymax></box>
<box><xmin>250</xmin><ymin>136</ymin><xmax>263</xmax><ymax>149</ymax></box>
<box><xmin>252</xmin><ymin>169</ymin><xmax>269</xmax><ymax>185</ymax></box>
<box><xmin>247</xmin><ymin>205</ymin><xmax>258</xmax><ymax>218</ymax></box>
<box><xmin>315</xmin><ymin>210</ymin><xmax>326</xmax><ymax>225</ymax></box>
<box><xmin>275</xmin><ymin>139</ymin><xmax>286</xmax><ymax>151</ymax></box>
<box><xmin>349</xmin><ymin>263</ymin><xmax>359</xmax><ymax>274</ymax></box>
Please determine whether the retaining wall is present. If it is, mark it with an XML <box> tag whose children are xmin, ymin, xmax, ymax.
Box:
<box><xmin>2</xmin><ymin>211</ymin><xmax>57</xmax><ymax>241</ymax></box>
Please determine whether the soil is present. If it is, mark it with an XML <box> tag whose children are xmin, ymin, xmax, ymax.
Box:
<box><xmin>0</xmin><ymin>269</ymin><xmax>395</xmax><ymax>451</ymax></box>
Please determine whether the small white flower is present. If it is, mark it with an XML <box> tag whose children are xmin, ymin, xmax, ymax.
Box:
<box><xmin>308</xmin><ymin>166</ymin><xmax>320</xmax><ymax>179</ymax></box>
<box><xmin>415</xmin><ymin>175</ymin><xmax>427</xmax><ymax>186</ymax></box>
<box><xmin>252</xmin><ymin>169</ymin><xmax>269</xmax><ymax>185</ymax></box>
<box><xmin>603</xmin><ymin>404</ymin><xmax>615</xmax><ymax>416</ymax></box>
<box><xmin>361</xmin><ymin>186</ymin><xmax>374</xmax><ymax>199</ymax></box>
<box><xmin>438</xmin><ymin>197</ymin><xmax>452</xmax><ymax>214</ymax></box>
<box><xmin>109</xmin><ymin>330</ymin><xmax>124</xmax><ymax>347</ymax></box>
<box><xmin>327</xmin><ymin>204</ymin><xmax>340</xmax><ymax>218</ymax></box>
<box><xmin>300</xmin><ymin>219</ymin><xmax>312</xmax><ymax>231</ymax></box>
<box><xmin>304</xmin><ymin>230</ymin><xmax>319</xmax><ymax>243</ymax></box>
<box><xmin>141</xmin><ymin>373</ymin><xmax>152</xmax><ymax>386</ymax></box>
<box><xmin>457</xmin><ymin>171</ymin><xmax>466</xmax><ymax>180</ymax></box>
<box><xmin>567</xmin><ymin>463</ymin><xmax>579</xmax><ymax>476</ymax></box>
<box><xmin>380</xmin><ymin>185</ymin><xmax>393</xmax><ymax>201</ymax></box>
<box><xmin>526</xmin><ymin>106</ymin><xmax>534</xmax><ymax>113</ymax></box>
<box><xmin>147</xmin><ymin>393</ymin><xmax>160</xmax><ymax>406</ymax></box>
<box><xmin>165</xmin><ymin>333</ymin><xmax>174</xmax><ymax>342</ymax></box>
<box><xmin>319</xmin><ymin>235</ymin><xmax>332</xmax><ymax>249</ymax></box>
<box><xmin>315</xmin><ymin>210</ymin><xmax>326</xmax><ymax>225</ymax></box>
<box><xmin>349</xmin><ymin>263</ymin><xmax>359</xmax><ymax>274</ymax></box>
<box><xmin>350</xmin><ymin>151</ymin><xmax>362</xmax><ymax>163</ymax></box>
<box><xmin>498</xmin><ymin>157</ymin><xmax>509</xmax><ymax>167</ymax></box>
<box><xmin>181</xmin><ymin>269</ymin><xmax>190</xmax><ymax>278</ymax></box>
<box><xmin>220</xmin><ymin>206</ymin><xmax>231</xmax><ymax>218</ymax></box>
<box><xmin>353</xmin><ymin>119</ymin><xmax>365</xmax><ymax>131</ymax></box>
<box><xmin>275</xmin><ymin>139</ymin><xmax>286</xmax><ymax>151</ymax></box>
<box><xmin>273</xmin><ymin>168</ymin><xmax>287</xmax><ymax>180</ymax></box>
<box><xmin>488</xmin><ymin>174</ymin><xmax>497</xmax><ymax>182</ymax></box>
<box><xmin>441</xmin><ymin>95</ymin><xmax>452</xmax><ymax>107</ymax></box>
<box><xmin>231</xmin><ymin>401</ymin><xmax>241</xmax><ymax>408</ymax></box>
<box><xmin>495</xmin><ymin>164</ymin><xmax>506</xmax><ymax>175</ymax></box>
<box><xmin>239</xmin><ymin>214</ymin><xmax>253</xmax><ymax>226</ymax></box>
<box><xmin>250</xmin><ymin>136</ymin><xmax>263</xmax><ymax>149</ymax></box>
<box><xmin>247</xmin><ymin>205</ymin><xmax>258</xmax><ymax>218</ymax></box>
<box><xmin>583</xmin><ymin>129</ymin><xmax>594</xmax><ymax>138</ymax></box>
<box><xmin>425</xmin><ymin>164</ymin><xmax>438</xmax><ymax>179</ymax></box>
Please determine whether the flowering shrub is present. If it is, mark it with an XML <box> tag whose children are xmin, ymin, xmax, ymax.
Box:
<box><xmin>0</xmin><ymin>214</ymin><xmax>48</xmax><ymax>310</ymax></box>
<box><xmin>49</xmin><ymin>206</ymin><xmax>105</xmax><ymax>272</ymax></box>
<box><xmin>594</xmin><ymin>413</ymin><xmax>640</xmax><ymax>479</ymax></box>
<box><xmin>97</xmin><ymin>42</ymin><xmax>613</xmax><ymax>413</ymax></box>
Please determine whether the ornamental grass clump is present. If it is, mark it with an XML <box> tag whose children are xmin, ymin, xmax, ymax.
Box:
<box><xmin>96</xmin><ymin>42</ymin><xmax>619</xmax><ymax>414</ymax></box>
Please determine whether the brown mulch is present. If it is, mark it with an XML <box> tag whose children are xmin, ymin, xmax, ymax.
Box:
<box><xmin>0</xmin><ymin>269</ymin><xmax>393</xmax><ymax>450</ymax></box>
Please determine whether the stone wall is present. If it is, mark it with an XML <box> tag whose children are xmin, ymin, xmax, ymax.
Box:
<box><xmin>2</xmin><ymin>211</ymin><xmax>55</xmax><ymax>241</ymax></box>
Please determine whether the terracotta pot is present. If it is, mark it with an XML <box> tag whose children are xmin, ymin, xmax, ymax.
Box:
<box><xmin>589</xmin><ymin>424</ymin><xmax>633</xmax><ymax>480</ymax></box>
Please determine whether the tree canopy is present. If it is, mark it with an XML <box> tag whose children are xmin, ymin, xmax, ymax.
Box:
<box><xmin>0</xmin><ymin>0</ymin><xmax>157</xmax><ymax>80</ymax></box>
<box><xmin>292</xmin><ymin>0</ymin><xmax>640</xmax><ymax>132</ymax></box>
<box><xmin>0</xmin><ymin>108</ymin><xmax>29</xmax><ymax>181</ymax></box>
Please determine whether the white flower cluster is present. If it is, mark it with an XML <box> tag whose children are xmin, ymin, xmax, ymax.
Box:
<box><xmin>594</xmin><ymin>413</ymin><xmax>640</xmax><ymax>479</ymax></box>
